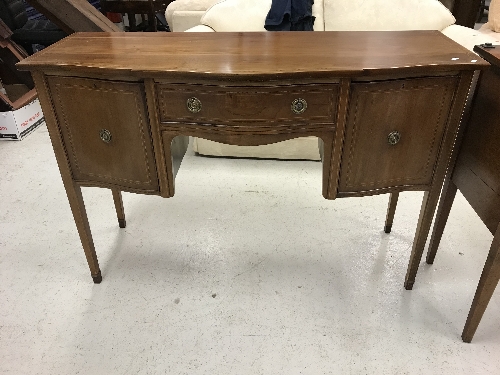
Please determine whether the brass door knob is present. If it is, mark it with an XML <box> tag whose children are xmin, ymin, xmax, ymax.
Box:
<box><xmin>187</xmin><ymin>97</ymin><xmax>202</xmax><ymax>113</ymax></box>
<box><xmin>99</xmin><ymin>129</ymin><xmax>112</xmax><ymax>143</ymax></box>
<box><xmin>387</xmin><ymin>131</ymin><xmax>401</xmax><ymax>145</ymax></box>
<box><xmin>291</xmin><ymin>98</ymin><xmax>307</xmax><ymax>114</ymax></box>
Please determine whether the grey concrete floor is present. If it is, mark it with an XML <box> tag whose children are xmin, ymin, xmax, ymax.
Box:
<box><xmin>1</xmin><ymin>125</ymin><xmax>499</xmax><ymax>374</ymax></box>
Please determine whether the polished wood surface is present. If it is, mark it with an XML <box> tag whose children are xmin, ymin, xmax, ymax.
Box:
<box><xmin>112</xmin><ymin>188</ymin><xmax>126</xmax><ymax>228</ymax></box>
<box><xmin>18</xmin><ymin>31</ymin><xmax>485</xmax><ymax>78</ymax></box>
<box><xmin>33</xmin><ymin>70</ymin><xmax>102</xmax><ymax>284</ymax></box>
<box><xmin>48</xmin><ymin>76</ymin><xmax>159</xmax><ymax>193</ymax></box>
<box><xmin>157</xmin><ymin>84</ymin><xmax>339</xmax><ymax>125</ymax></box>
<box><xmin>19</xmin><ymin>33</ymin><xmax>484</xmax><ymax>297</ymax></box>
<box><xmin>426</xmin><ymin>44</ymin><xmax>500</xmax><ymax>342</ymax></box>
<box><xmin>338</xmin><ymin>76</ymin><xmax>457</xmax><ymax>194</ymax></box>
<box><xmin>385</xmin><ymin>192</ymin><xmax>400</xmax><ymax>234</ymax></box>
<box><xmin>462</xmin><ymin>222</ymin><xmax>500</xmax><ymax>342</ymax></box>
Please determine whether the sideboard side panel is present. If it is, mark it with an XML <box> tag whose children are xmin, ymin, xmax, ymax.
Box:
<box><xmin>31</xmin><ymin>71</ymin><xmax>101</xmax><ymax>281</ymax></box>
<box><xmin>47</xmin><ymin>76</ymin><xmax>159</xmax><ymax>193</ymax></box>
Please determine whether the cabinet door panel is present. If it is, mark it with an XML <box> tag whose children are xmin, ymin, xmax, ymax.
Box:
<box><xmin>49</xmin><ymin>77</ymin><xmax>158</xmax><ymax>192</ymax></box>
<box><xmin>339</xmin><ymin>76</ymin><xmax>457</xmax><ymax>194</ymax></box>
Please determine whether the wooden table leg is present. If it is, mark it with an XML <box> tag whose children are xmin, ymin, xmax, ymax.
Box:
<box><xmin>426</xmin><ymin>178</ymin><xmax>458</xmax><ymax>264</ymax></box>
<box><xmin>68</xmin><ymin>184</ymin><xmax>102</xmax><ymax>283</ymax></box>
<box><xmin>462</xmin><ymin>222</ymin><xmax>500</xmax><ymax>342</ymax></box>
<box><xmin>32</xmin><ymin>71</ymin><xmax>101</xmax><ymax>283</ymax></box>
<box><xmin>111</xmin><ymin>189</ymin><xmax>126</xmax><ymax>228</ymax></box>
<box><xmin>404</xmin><ymin>190</ymin><xmax>441</xmax><ymax>290</ymax></box>
<box><xmin>384</xmin><ymin>192</ymin><xmax>399</xmax><ymax>233</ymax></box>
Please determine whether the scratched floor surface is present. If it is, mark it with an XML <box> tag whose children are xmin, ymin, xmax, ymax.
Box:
<box><xmin>1</xmin><ymin>125</ymin><xmax>499</xmax><ymax>374</ymax></box>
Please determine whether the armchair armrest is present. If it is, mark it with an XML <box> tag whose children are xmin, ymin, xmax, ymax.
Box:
<box><xmin>169</xmin><ymin>10</ymin><xmax>208</xmax><ymax>32</ymax></box>
<box><xmin>185</xmin><ymin>24</ymin><xmax>215</xmax><ymax>32</ymax></box>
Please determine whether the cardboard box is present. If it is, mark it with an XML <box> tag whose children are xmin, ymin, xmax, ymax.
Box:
<box><xmin>0</xmin><ymin>84</ymin><xmax>45</xmax><ymax>140</ymax></box>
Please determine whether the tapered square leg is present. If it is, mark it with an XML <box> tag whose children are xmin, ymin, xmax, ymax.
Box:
<box><xmin>32</xmin><ymin>71</ymin><xmax>102</xmax><ymax>284</ymax></box>
<box><xmin>404</xmin><ymin>191</ymin><xmax>441</xmax><ymax>290</ymax></box>
<box><xmin>426</xmin><ymin>178</ymin><xmax>457</xmax><ymax>264</ymax></box>
<box><xmin>67</xmin><ymin>183</ymin><xmax>101</xmax><ymax>283</ymax></box>
<box><xmin>462</xmin><ymin>223</ymin><xmax>500</xmax><ymax>342</ymax></box>
<box><xmin>112</xmin><ymin>189</ymin><xmax>126</xmax><ymax>228</ymax></box>
<box><xmin>384</xmin><ymin>192</ymin><xmax>400</xmax><ymax>233</ymax></box>
<box><xmin>92</xmin><ymin>271</ymin><xmax>103</xmax><ymax>284</ymax></box>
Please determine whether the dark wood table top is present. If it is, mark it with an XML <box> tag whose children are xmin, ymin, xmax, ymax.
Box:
<box><xmin>18</xmin><ymin>31</ymin><xmax>488</xmax><ymax>79</ymax></box>
<box><xmin>473</xmin><ymin>44</ymin><xmax>500</xmax><ymax>66</ymax></box>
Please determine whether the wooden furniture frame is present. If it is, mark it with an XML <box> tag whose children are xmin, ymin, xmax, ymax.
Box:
<box><xmin>426</xmin><ymin>44</ymin><xmax>500</xmax><ymax>342</ymax></box>
<box><xmin>0</xmin><ymin>19</ymin><xmax>36</xmax><ymax>111</ymax></box>
<box><xmin>18</xmin><ymin>32</ymin><xmax>486</xmax><ymax>290</ymax></box>
<box><xmin>100</xmin><ymin>0</ymin><xmax>173</xmax><ymax>31</ymax></box>
<box><xmin>25</xmin><ymin>0</ymin><xmax>121</xmax><ymax>33</ymax></box>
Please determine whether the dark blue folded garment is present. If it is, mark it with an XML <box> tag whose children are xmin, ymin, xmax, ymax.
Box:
<box><xmin>264</xmin><ymin>0</ymin><xmax>315</xmax><ymax>31</ymax></box>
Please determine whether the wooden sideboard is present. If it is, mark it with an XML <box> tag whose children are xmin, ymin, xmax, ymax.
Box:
<box><xmin>427</xmin><ymin>43</ymin><xmax>500</xmax><ymax>342</ymax></box>
<box><xmin>18</xmin><ymin>31</ymin><xmax>487</xmax><ymax>287</ymax></box>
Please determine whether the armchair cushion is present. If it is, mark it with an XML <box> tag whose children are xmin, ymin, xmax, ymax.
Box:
<box><xmin>443</xmin><ymin>24</ymin><xmax>500</xmax><ymax>51</ymax></box>
<box><xmin>201</xmin><ymin>0</ymin><xmax>272</xmax><ymax>31</ymax></box>
<box><xmin>170</xmin><ymin>10</ymin><xmax>212</xmax><ymax>31</ymax></box>
<box><xmin>490</xmin><ymin>0</ymin><xmax>500</xmax><ymax>32</ymax></box>
<box><xmin>166</xmin><ymin>0</ymin><xmax>221</xmax><ymax>31</ymax></box>
<box><xmin>324</xmin><ymin>0</ymin><xmax>455</xmax><ymax>31</ymax></box>
<box><xmin>185</xmin><ymin>24</ymin><xmax>215</xmax><ymax>32</ymax></box>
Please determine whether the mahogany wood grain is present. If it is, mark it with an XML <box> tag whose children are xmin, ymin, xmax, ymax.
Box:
<box><xmin>338</xmin><ymin>76</ymin><xmax>457</xmax><ymax>194</ymax></box>
<box><xmin>404</xmin><ymin>71</ymin><xmax>475</xmax><ymax>290</ymax></box>
<box><xmin>324</xmin><ymin>78</ymin><xmax>350</xmax><ymax>199</ymax></box>
<box><xmin>462</xmin><ymin>222</ymin><xmax>500</xmax><ymax>342</ymax></box>
<box><xmin>144</xmin><ymin>78</ymin><xmax>170</xmax><ymax>198</ymax></box>
<box><xmin>32</xmin><ymin>71</ymin><xmax>102</xmax><ymax>283</ymax></box>
<box><xmin>426</xmin><ymin>178</ymin><xmax>458</xmax><ymax>264</ymax></box>
<box><xmin>160</xmin><ymin>134</ymin><xmax>189</xmax><ymax>196</ymax></box>
<box><xmin>111</xmin><ymin>189</ymin><xmax>126</xmax><ymax>228</ymax></box>
<box><xmin>455</xmin><ymin>69</ymin><xmax>500</xmax><ymax>196</ymax></box>
<box><xmin>452</xmin><ymin>160</ymin><xmax>500</xmax><ymax>233</ymax></box>
<box><xmin>17</xmin><ymin>32</ymin><xmax>486</xmax><ymax>79</ymax></box>
<box><xmin>47</xmin><ymin>76</ymin><xmax>159</xmax><ymax>193</ymax></box>
<box><xmin>19</xmin><ymin>32</ymin><xmax>484</xmax><ymax>293</ymax></box>
<box><xmin>385</xmin><ymin>192</ymin><xmax>400</xmax><ymax>234</ymax></box>
<box><xmin>425</xmin><ymin>45</ymin><xmax>500</xmax><ymax>341</ymax></box>
<box><xmin>157</xmin><ymin>84</ymin><xmax>339</xmax><ymax>126</ymax></box>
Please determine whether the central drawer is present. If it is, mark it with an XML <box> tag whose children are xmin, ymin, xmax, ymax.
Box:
<box><xmin>156</xmin><ymin>84</ymin><xmax>339</xmax><ymax>126</ymax></box>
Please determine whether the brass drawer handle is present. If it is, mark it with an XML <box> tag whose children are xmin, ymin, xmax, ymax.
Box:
<box><xmin>291</xmin><ymin>98</ymin><xmax>307</xmax><ymax>114</ymax></box>
<box><xmin>187</xmin><ymin>97</ymin><xmax>202</xmax><ymax>113</ymax></box>
<box><xmin>387</xmin><ymin>131</ymin><xmax>401</xmax><ymax>146</ymax></box>
<box><xmin>99</xmin><ymin>129</ymin><xmax>112</xmax><ymax>143</ymax></box>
